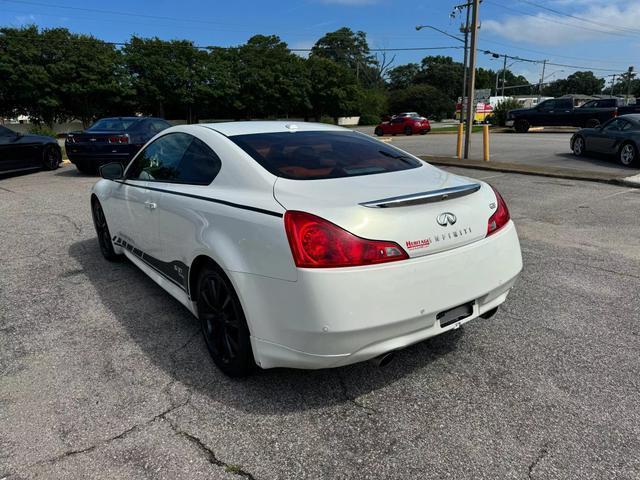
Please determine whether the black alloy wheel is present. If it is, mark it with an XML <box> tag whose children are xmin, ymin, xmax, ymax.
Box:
<box><xmin>404</xmin><ymin>126</ymin><xmax>413</xmax><ymax>135</ymax></box>
<box><xmin>197</xmin><ymin>267</ymin><xmax>254</xmax><ymax>377</ymax></box>
<box><xmin>43</xmin><ymin>144</ymin><xmax>62</xmax><ymax>170</ymax></box>
<box><xmin>374</xmin><ymin>127</ymin><xmax>384</xmax><ymax>136</ymax></box>
<box><xmin>91</xmin><ymin>200</ymin><xmax>121</xmax><ymax>261</ymax></box>
<box><xmin>572</xmin><ymin>136</ymin><xmax>585</xmax><ymax>156</ymax></box>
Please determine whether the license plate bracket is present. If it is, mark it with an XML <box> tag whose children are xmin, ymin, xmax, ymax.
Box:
<box><xmin>437</xmin><ymin>301</ymin><xmax>474</xmax><ymax>328</ymax></box>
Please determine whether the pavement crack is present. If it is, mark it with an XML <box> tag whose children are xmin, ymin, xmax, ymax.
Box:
<box><xmin>528</xmin><ymin>442</ymin><xmax>550</xmax><ymax>479</ymax></box>
<box><xmin>28</xmin><ymin>398</ymin><xmax>191</xmax><ymax>469</ymax></box>
<box><xmin>164</xmin><ymin>419</ymin><xmax>256</xmax><ymax>479</ymax></box>
<box><xmin>337</xmin><ymin>371</ymin><xmax>378</xmax><ymax>415</ymax></box>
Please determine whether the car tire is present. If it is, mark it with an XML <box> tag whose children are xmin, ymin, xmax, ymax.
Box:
<box><xmin>585</xmin><ymin>119</ymin><xmax>600</xmax><ymax>128</ymax></box>
<box><xmin>91</xmin><ymin>199</ymin><xmax>122</xmax><ymax>262</ymax></box>
<box><xmin>404</xmin><ymin>126</ymin><xmax>413</xmax><ymax>135</ymax></box>
<box><xmin>572</xmin><ymin>135</ymin><xmax>585</xmax><ymax>156</ymax></box>
<box><xmin>374</xmin><ymin>127</ymin><xmax>384</xmax><ymax>137</ymax></box>
<box><xmin>514</xmin><ymin>119</ymin><xmax>530</xmax><ymax>133</ymax></box>
<box><xmin>76</xmin><ymin>162</ymin><xmax>95</xmax><ymax>175</ymax></box>
<box><xmin>196</xmin><ymin>265</ymin><xmax>255</xmax><ymax>377</ymax></box>
<box><xmin>618</xmin><ymin>142</ymin><xmax>638</xmax><ymax>167</ymax></box>
<box><xmin>42</xmin><ymin>144</ymin><xmax>62</xmax><ymax>170</ymax></box>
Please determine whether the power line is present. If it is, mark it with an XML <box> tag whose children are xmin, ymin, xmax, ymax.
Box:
<box><xmin>485</xmin><ymin>0</ymin><xmax>640</xmax><ymax>40</ymax></box>
<box><xmin>515</xmin><ymin>0</ymin><xmax>640</xmax><ymax>37</ymax></box>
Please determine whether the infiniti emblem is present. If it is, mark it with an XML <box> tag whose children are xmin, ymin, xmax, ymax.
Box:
<box><xmin>436</xmin><ymin>212</ymin><xmax>457</xmax><ymax>226</ymax></box>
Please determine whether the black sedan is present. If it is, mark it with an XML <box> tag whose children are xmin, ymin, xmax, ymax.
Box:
<box><xmin>66</xmin><ymin>117</ymin><xmax>172</xmax><ymax>173</ymax></box>
<box><xmin>0</xmin><ymin>125</ymin><xmax>62</xmax><ymax>175</ymax></box>
<box><xmin>571</xmin><ymin>115</ymin><xmax>640</xmax><ymax>167</ymax></box>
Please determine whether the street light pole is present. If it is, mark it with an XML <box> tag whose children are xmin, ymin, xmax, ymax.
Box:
<box><xmin>463</xmin><ymin>0</ymin><xmax>480</xmax><ymax>160</ymax></box>
<box><xmin>537</xmin><ymin>59</ymin><xmax>547</xmax><ymax>101</ymax></box>
<box><xmin>500</xmin><ymin>54</ymin><xmax>507</xmax><ymax>97</ymax></box>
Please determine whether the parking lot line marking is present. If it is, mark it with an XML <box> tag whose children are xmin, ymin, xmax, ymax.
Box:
<box><xmin>598</xmin><ymin>188</ymin><xmax>637</xmax><ymax>200</ymax></box>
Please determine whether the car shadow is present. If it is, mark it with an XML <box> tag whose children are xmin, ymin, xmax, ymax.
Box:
<box><xmin>55</xmin><ymin>166</ymin><xmax>95</xmax><ymax>177</ymax></box>
<box><xmin>555</xmin><ymin>152</ymin><xmax>638</xmax><ymax>173</ymax></box>
<box><xmin>69</xmin><ymin>238</ymin><xmax>464</xmax><ymax>414</ymax></box>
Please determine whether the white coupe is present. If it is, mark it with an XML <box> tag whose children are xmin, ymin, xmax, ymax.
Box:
<box><xmin>91</xmin><ymin>122</ymin><xmax>522</xmax><ymax>376</ymax></box>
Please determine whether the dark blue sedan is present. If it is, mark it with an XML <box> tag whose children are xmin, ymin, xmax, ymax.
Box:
<box><xmin>66</xmin><ymin>117</ymin><xmax>172</xmax><ymax>173</ymax></box>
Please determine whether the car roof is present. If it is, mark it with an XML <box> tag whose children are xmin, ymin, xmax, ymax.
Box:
<box><xmin>197</xmin><ymin>121</ymin><xmax>347</xmax><ymax>137</ymax></box>
<box><xmin>620</xmin><ymin>114</ymin><xmax>640</xmax><ymax>122</ymax></box>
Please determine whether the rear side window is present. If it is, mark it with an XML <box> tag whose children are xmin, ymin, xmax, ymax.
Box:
<box><xmin>230</xmin><ymin>131</ymin><xmax>422</xmax><ymax>180</ymax></box>
<box><xmin>127</xmin><ymin>132</ymin><xmax>221</xmax><ymax>185</ymax></box>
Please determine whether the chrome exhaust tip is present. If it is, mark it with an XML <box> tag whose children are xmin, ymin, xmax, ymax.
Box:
<box><xmin>370</xmin><ymin>351</ymin><xmax>395</xmax><ymax>367</ymax></box>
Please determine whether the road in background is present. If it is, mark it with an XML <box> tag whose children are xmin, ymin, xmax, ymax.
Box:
<box><xmin>1</xmin><ymin>165</ymin><xmax>639</xmax><ymax>479</ymax></box>
<box><xmin>355</xmin><ymin>126</ymin><xmax>640</xmax><ymax>177</ymax></box>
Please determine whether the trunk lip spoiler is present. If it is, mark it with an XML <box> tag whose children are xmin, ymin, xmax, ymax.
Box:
<box><xmin>359</xmin><ymin>183</ymin><xmax>481</xmax><ymax>208</ymax></box>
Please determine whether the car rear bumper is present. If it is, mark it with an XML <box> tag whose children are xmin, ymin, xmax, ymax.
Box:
<box><xmin>231</xmin><ymin>221</ymin><xmax>523</xmax><ymax>369</ymax></box>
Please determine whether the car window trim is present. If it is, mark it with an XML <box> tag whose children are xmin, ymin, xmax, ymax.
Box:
<box><xmin>125</xmin><ymin>131</ymin><xmax>221</xmax><ymax>186</ymax></box>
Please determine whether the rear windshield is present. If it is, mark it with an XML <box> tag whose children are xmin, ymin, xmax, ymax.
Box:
<box><xmin>229</xmin><ymin>131</ymin><xmax>422</xmax><ymax>180</ymax></box>
<box><xmin>88</xmin><ymin>118</ymin><xmax>138</xmax><ymax>131</ymax></box>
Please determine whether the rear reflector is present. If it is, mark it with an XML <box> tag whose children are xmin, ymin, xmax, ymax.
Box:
<box><xmin>487</xmin><ymin>185</ymin><xmax>510</xmax><ymax>236</ymax></box>
<box><xmin>284</xmin><ymin>211</ymin><xmax>409</xmax><ymax>268</ymax></box>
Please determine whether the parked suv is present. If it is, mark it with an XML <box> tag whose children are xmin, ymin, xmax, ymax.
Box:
<box><xmin>506</xmin><ymin>98</ymin><xmax>632</xmax><ymax>132</ymax></box>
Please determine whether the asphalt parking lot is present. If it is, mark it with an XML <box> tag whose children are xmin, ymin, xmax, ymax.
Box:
<box><xmin>2</xmin><ymin>164</ymin><xmax>640</xmax><ymax>479</ymax></box>
<box><xmin>356</xmin><ymin>126</ymin><xmax>640</xmax><ymax>177</ymax></box>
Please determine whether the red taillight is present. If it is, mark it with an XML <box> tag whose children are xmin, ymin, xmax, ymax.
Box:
<box><xmin>108</xmin><ymin>134</ymin><xmax>129</xmax><ymax>144</ymax></box>
<box><xmin>613</xmin><ymin>108</ymin><xmax>618</xmax><ymax>117</ymax></box>
<box><xmin>487</xmin><ymin>186</ymin><xmax>511</xmax><ymax>236</ymax></box>
<box><xmin>284</xmin><ymin>211</ymin><xmax>409</xmax><ymax>268</ymax></box>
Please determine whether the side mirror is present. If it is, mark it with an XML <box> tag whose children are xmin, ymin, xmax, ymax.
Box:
<box><xmin>99</xmin><ymin>162</ymin><xmax>124</xmax><ymax>180</ymax></box>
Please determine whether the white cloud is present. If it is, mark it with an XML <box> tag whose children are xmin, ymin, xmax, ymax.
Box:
<box><xmin>14</xmin><ymin>14</ymin><xmax>37</xmax><ymax>25</ymax></box>
<box><xmin>483</xmin><ymin>2</ymin><xmax>640</xmax><ymax>46</ymax></box>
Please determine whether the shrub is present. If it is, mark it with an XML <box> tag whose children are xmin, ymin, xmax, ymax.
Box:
<box><xmin>319</xmin><ymin>115</ymin><xmax>335</xmax><ymax>125</ymax></box>
<box><xmin>488</xmin><ymin>98</ymin><xmax>522</xmax><ymax>127</ymax></box>
<box><xmin>29</xmin><ymin>124</ymin><xmax>57</xmax><ymax>138</ymax></box>
<box><xmin>358</xmin><ymin>113</ymin><xmax>381</xmax><ymax>125</ymax></box>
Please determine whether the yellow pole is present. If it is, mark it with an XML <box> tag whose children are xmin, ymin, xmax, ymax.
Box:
<box><xmin>482</xmin><ymin>124</ymin><xmax>490</xmax><ymax>161</ymax></box>
<box><xmin>456</xmin><ymin>123</ymin><xmax>464</xmax><ymax>159</ymax></box>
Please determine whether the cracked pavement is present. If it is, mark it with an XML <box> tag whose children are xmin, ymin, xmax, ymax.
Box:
<box><xmin>1</xmin><ymin>164</ymin><xmax>640</xmax><ymax>479</ymax></box>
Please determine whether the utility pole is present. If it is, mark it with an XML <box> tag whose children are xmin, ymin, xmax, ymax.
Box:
<box><xmin>500</xmin><ymin>54</ymin><xmax>507</xmax><ymax>97</ymax></box>
<box><xmin>611</xmin><ymin>74</ymin><xmax>616</xmax><ymax>96</ymax></box>
<box><xmin>625</xmin><ymin>66</ymin><xmax>634</xmax><ymax>105</ymax></box>
<box><xmin>460</xmin><ymin>5</ymin><xmax>470</xmax><ymax>124</ymax></box>
<box><xmin>537</xmin><ymin>59</ymin><xmax>547</xmax><ymax>101</ymax></box>
<box><xmin>463</xmin><ymin>0</ymin><xmax>480</xmax><ymax>159</ymax></box>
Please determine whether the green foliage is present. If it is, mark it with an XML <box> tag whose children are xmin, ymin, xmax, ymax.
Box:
<box><xmin>387</xmin><ymin>84</ymin><xmax>454</xmax><ymax>120</ymax></box>
<box><xmin>357</xmin><ymin>88</ymin><xmax>387</xmax><ymax>124</ymax></box>
<box><xmin>28</xmin><ymin>124</ymin><xmax>57</xmax><ymax>138</ymax></box>
<box><xmin>543</xmin><ymin>71</ymin><xmax>605</xmax><ymax>97</ymax></box>
<box><xmin>306</xmin><ymin>56</ymin><xmax>362</xmax><ymax>120</ymax></box>
<box><xmin>487</xmin><ymin>98</ymin><xmax>522</xmax><ymax>126</ymax></box>
<box><xmin>387</xmin><ymin>63</ymin><xmax>420</xmax><ymax>90</ymax></box>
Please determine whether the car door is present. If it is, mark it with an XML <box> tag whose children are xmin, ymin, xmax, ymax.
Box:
<box><xmin>553</xmin><ymin>98</ymin><xmax>574</xmax><ymax>126</ymax></box>
<box><xmin>389</xmin><ymin>117</ymin><xmax>404</xmax><ymax>134</ymax></box>
<box><xmin>115</xmin><ymin>132</ymin><xmax>193</xmax><ymax>263</ymax></box>
<box><xmin>532</xmin><ymin>100</ymin><xmax>556</xmax><ymax>126</ymax></box>
<box><xmin>587</xmin><ymin>118</ymin><xmax>624</xmax><ymax>153</ymax></box>
<box><xmin>152</xmin><ymin>134</ymin><xmax>222</xmax><ymax>295</ymax></box>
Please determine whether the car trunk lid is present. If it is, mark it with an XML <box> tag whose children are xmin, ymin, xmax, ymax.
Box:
<box><xmin>274</xmin><ymin>164</ymin><xmax>496</xmax><ymax>258</ymax></box>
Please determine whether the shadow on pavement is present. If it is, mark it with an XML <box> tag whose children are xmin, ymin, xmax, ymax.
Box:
<box><xmin>69</xmin><ymin>238</ymin><xmax>464</xmax><ymax>415</ymax></box>
<box><xmin>55</xmin><ymin>166</ymin><xmax>95</xmax><ymax>178</ymax></box>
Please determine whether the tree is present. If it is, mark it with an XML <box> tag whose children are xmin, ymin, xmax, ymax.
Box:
<box><xmin>414</xmin><ymin>56</ymin><xmax>464</xmax><ymax>101</ymax></box>
<box><xmin>387</xmin><ymin>63</ymin><xmax>420</xmax><ymax>90</ymax></box>
<box><xmin>305</xmin><ymin>56</ymin><xmax>362</xmax><ymax>121</ymax></box>
<box><xmin>310</xmin><ymin>27</ymin><xmax>381</xmax><ymax>86</ymax></box>
<box><xmin>234</xmin><ymin>35</ymin><xmax>308</xmax><ymax>118</ymax></box>
<box><xmin>543</xmin><ymin>71</ymin><xmax>604</xmax><ymax>97</ymax></box>
<box><xmin>388</xmin><ymin>84</ymin><xmax>455</xmax><ymax>120</ymax></box>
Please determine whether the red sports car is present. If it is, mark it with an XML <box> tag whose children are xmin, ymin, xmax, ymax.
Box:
<box><xmin>375</xmin><ymin>115</ymin><xmax>431</xmax><ymax>136</ymax></box>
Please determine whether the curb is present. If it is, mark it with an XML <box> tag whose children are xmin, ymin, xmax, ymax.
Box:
<box><xmin>419</xmin><ymin>156</ymin><xmax>640</xmax><ymax>188</ymax></box>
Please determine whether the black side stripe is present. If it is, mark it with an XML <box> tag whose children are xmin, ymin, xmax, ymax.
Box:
<box><xmin>112</xmin><ymin>180</ymin><xmax>283</xmax><ymax>218</ymax></box>
<box><xmin>113</xmin><ymin>236</ymin><xmax>190</xmax><ymax>295</ymax></box>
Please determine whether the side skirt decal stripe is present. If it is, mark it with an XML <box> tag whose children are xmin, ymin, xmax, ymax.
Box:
<box><xmin>112</xmin><ymin>180</ymin><xmax>283</xmax><ymax>218</ymax></box>
<box><xmin>113</xmin><ymin>236</ymin><xmax>190</xmax><ymax>296</ymax></box>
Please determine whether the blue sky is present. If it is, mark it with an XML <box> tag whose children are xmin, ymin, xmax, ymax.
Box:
<box><xmin>1</xmin><ymin>0</ymin><xmax>638</xmax><ymax>84</ymax></box>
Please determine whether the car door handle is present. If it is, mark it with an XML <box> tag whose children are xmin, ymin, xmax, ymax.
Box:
<box><xmin>144</xmin><ymin>201</ymin><xmax>157</xmax><ymax>210</ymax></box>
